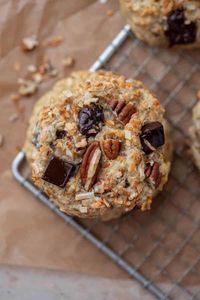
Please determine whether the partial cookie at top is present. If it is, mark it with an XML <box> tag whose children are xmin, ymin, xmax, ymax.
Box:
<box><xmin>120</xmin><ymin>0</ymin><xmax>200</xmax><ymax>48</ymax></box>
<box><xmin>189</xmin><ymin>101</ymin><xmax>200</xmax><ymax>170</ymax></box>
<box><xmin>24</xmin><ymin>70</ymin><xmax>172</xmax><ymax>220</ymax></box>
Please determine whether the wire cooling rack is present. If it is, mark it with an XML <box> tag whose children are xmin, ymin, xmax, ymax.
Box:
<box><xmin>12</xmin><ymin>25</ymin><xmax>200</xmax><ymax>300</ymax></box>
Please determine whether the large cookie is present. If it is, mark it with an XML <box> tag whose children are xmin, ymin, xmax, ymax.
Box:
<box><xmin>120</xmin><ymin>0</ymin><xmax>200</xmax><ymax>48</ymax></box>
<box><xmin>24</xmin><ymin>70</ymin><xmax>172</xmax><ymax>220</ymax></box>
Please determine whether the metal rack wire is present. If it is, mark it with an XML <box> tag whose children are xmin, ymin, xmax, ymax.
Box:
<box><xmin>12</xmin><ymin>25</ymin><xmax>200</xmax><ymax>300</ymax></box>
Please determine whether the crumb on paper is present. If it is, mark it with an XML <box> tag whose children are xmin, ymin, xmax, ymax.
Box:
<box><xmin>32</xmin><ymin>72</ymin><xmax>43</xmax><ymax>83</ymax></box>
<box><xmin>18</xmin><ymin>79</ymin><xmax>38</xmax><ymax>96</ymax></box>
<box><xmin>106</xmin><ymin>9</ymin><xmax>114</xmax><ymax>17</ymax></box>
<box><xmin>9</xmin><ymin>113</ymin><xmax>19</xmax><ymax>123</ymax></box>
<box><xmin>62</xmin><ymin>56</ymin><xmax>75</xmax><ymax>68</ymax></box>
<box><xmin>13</xmin><ymin>62</ymin><xmax>21</xmax><ymax>72</ymax></box>
<box><xmin>0</xmin><ymin>134</ymin><xmax>4</xmax><ymax>148</ymax></box>
<box><xmin>39</xmin><ymin>57</ymin><xmax>53</xmax><ymax>74</ymax></box>
<box><xmin>21</xmin><ymin>36</ymin><xmax>39</xmax><ymax>51</ymax></box>
<box><xmin>27</xmin><ymin>64</ymin><xmax>37</xmax><ymax>73</ymax></box>
<box><xmin>39</xmin><ymin>57</ymin><xmax>58</xmax><ymax>78</ymax></box>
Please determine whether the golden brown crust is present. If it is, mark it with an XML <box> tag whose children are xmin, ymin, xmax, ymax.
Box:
<box><xmin>24</xmin><ymin>70</ymin><xmax>172</xmax><ymax>220</ymax></box>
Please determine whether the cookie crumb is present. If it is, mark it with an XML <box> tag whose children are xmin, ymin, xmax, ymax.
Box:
<box><xmin>39</xmin><ymin>57</ymin><xmax>58</xmax><ymax>78</ymax></box>
<box><xmin>13</xmin><ymin>62</ymin><xmax>21</xmax><ymax>72</ymax></box>
<box><xmin>106</xmin><ymin>9</ymin><xmax>114</xmax><ymax>17</ymax></box>
<box><xmin>9</xmin><ymin>113</ymin><xmax>19</xmax><ymax>123</ymax></box>
<box><xmin>62</xmin><ymin>56</ymin><xmax>75</xmax><ymax>68</ymax></box>
<box><xmin>18</xmin><ymin>79</ymin><xmax>38</xmax><ymax>96</ymax></box>
<box><xmin>21</xmin><ymin>36</ymin><xmax>39</xmax><ymax>51</ymax></box>
<box><xmin>0</xmin><ymin>134</ymin><xmax>4</xmax><ymax>147</ymax></box>
<box><xmin>27</xmin><ymin>64</ymin><xmax>37</xmax><ymax>73</ymax></box>
<box><xmin>32</xmin><ymin>73</ymin><xmax>43</xmax><ymax>83</ymax></box>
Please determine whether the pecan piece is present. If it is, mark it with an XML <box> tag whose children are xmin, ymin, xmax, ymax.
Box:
<box><xmin>80</xmin><ymin>141</ymin><xmax>102</xmax><ymax>191</ymax></box>
<box><xmin>109</xmin><ymin>100</ymin><xmax>136</xmax><ymax>125</ymax></box>
<box><xmin>102</xmin><ymin>139</ymin><xmax>121</xmax><ymax>160</ymax></box>
<box><xmin>145</xmin><ymin>162</ymin><xmax>161</xmax><ymax>188</ymax></box>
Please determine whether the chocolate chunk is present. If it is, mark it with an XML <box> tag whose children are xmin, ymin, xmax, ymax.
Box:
<box><xmin>124</xmin><ymin>178</ymin><xmax>130</xmax><ymax>188</ymax></box>
<box><xmin>140</xmin><ymin>122</ymin><xmax>165</xmax><ymax>154</ymax></box>
<box><xmin>79</xmin><ymin>103</ymin><xmax>104</xmax><ymax>137</ymax></box>
<box><xmin>56</xmin><ymin>130</ymin><xmax>67</xmax><ymax>139</ymax></box>
<box><xmin>165</xmin><ymin>8</ymin><xmax>197</xmax><ymax>46</ymax></box>
<box><xmin>42</xmin><ymin>156</ymin><xmax>76</xmax><ymax>188</ymax></box>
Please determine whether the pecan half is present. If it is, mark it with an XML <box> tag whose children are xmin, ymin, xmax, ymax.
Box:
<box><xmin>109</xmin><ymin>100</ymin><xmax>136</xmax><ymax>125</ymax></box>
<box><xmin>80</xmin><ymin>141</ymin><xmax>102</xmax><ymax>191</ymax></box>
<box><xmin>102</xmin><ymin>139</ymin><xmax>121</xmax><ymax>160</ymax></box>
<box><xmin>145</xmin><ymin>162</ymin><xmax>161</xmax><ymax>188</ymax></box>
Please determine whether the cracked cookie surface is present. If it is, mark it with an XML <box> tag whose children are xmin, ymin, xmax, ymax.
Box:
<box><xmin>120</xmin><ymin>0</ymin><xmax>200</xmax><ymax>48</ymax></box>
<box><xmin>24</xmin><ymin>70</ymin><xmax>172</xmax><ymax>220</ymax></box>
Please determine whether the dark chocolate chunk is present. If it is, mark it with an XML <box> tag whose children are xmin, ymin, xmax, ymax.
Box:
<box><xmin>124</xmin><ymin>178</ymin><xmax>130</xmax><ymax>188</ymax></box>
<box><xmin>165</xmin><ymin>8</ymin><xmax>197</xmax><ymax>46</ymax></box>
<box><xmin>78</xmin><ymin>103</ymin><xmax>104</xmax><ymax>137</ymax></box>
<box><xmin>140</xmin><ymin>122</ymin><xmax>165</xmax><ymax>154</ymax></box>
<box><xmin>42</xmin><ymin>156</ymin><xmax>76</xmax><ymax>188</ymax></box>
<box><xmin>56</xmin><ymin>130</ymin><xmax>67</xmax><ymax>139</ymax></box>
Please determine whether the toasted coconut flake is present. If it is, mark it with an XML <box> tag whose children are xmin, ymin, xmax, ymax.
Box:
<box><xmin>75</xmin><ymin>192</ymin><xmax>95</xmax><ymax>201</ymax></box>
<box><xmin>79</xmin><ymin>206</ymin><xmax>88</xmax><ymax>213</ymax></box>
<box><xmin>124</xmin><ymin>130</ymin><xmax>132</xmax><ymax>140</ymax></box>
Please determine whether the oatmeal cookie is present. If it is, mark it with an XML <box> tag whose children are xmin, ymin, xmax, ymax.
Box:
<box><xmin>24</xmin><ymin>70</ymin><xmax>172</xmax><ymax>220</ymax></box>
<box><xmin>120</xmin><ymin>0</ymin><xmax>200</xmax><ymax>48</ymax></box>
<box><xmin>189</xmin><ymin>100</ymin><xmax>200</xmax><ymax>170</ymax></box>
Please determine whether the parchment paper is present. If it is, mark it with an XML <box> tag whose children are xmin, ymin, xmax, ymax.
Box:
<box><xmin>1</xmin><ymin>1</ymin><xmax>198</xmax><ymax>299</ymax></box>
<box><xmin>0</xmin><ymin>0</ymin><xmax>127</xmax><ymax>276</ymax></box>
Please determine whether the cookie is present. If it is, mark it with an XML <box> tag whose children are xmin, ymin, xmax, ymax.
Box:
<box><xmin>189</xmin><ymin>100</ymin><xmax>200</xmax><ymax>170</ymax></box>
<box><xmin>120</xmin><ymin>0</ymin><xmax>200</xmax><ymax>48</ymax></box>
<box><xmin>24</xmin><ymin>70</ymin><xmax>172</xmax><ymax>220</ymax></box>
